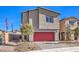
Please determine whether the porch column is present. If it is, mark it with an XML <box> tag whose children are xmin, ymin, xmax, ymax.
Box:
<box><xmin>29</xmin><ymin>32</ymin><xmax>34</xmax><ymax>41</ymax></box>
<box><xmin>71</xmin><ymin>34</ymin><xmax>74</xmax><ymax>41</ymax></box>
<box><xmin>59</xmin><ymin>32</ymin><xmax>61</xmax><ymax>40</ymax></box>
<box><xmin>4</xmin><ymin>32</ymin><xmax>9</xmax><ymax>44</ymax></box>
<box><xmin>71</xmin><ymin>31</ymin><xmax>74</xmax><ymax>41</ymax></box>
<box><xmin>77</xmin><ymin>36</ymin><xmax>79</xmax><ymax>41</ymax></box>
<box><xmin>65</xmin><ymin>32</ymin><xmax>66</xmax><ymax>41</ymax></box>
<box><xmin>55</xmin><ymin>30</ymin><xmax>59</xmax><ymax>41</ymax></box>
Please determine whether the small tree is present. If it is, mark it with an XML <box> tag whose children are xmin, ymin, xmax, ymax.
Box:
<box><xmin>20</xmin><ymin>23</ymin><xmax>33</xmax><ymax>42</ymax></box>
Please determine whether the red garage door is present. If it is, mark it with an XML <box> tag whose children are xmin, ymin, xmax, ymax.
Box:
<box><xmin>34</xmin><ymin>32</ymin><xmax>55</xmax><ymax>41</ymax></box>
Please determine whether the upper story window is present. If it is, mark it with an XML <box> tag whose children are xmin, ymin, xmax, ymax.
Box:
<box><xmin>69</xmin><ymin>21</ymin><xmax>75</xmax><ymax>25</ymax></box>
<box><xmin>46</xmin><ymin>16</ymin><xmax>53</xmax><ymax>23</ymax></box>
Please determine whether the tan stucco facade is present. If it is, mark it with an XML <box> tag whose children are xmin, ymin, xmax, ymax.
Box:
<box><xmin>39</xmin><ymin>13</ymin><xmax>59</xmax><ymax>29</ymax></box>
<box><xmin>22</xmin><ymin>7</ymin><xmax>60</xmax><ymax>41</ymax></box>
<box><xmin>60</xmin><ymin>17</ymin><xmax>78</xmax><ymax>32</ymax></box>
<box><xmin>60</xmin><ymin>17</ymin><xmax>79</xmax><ymax>41</ymax></box>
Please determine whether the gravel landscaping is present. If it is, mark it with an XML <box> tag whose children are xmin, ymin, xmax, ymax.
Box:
<box><xmin>15</xmin><ymin>42</ymin><xmax>40</xmax><ymax>52</ymax></box>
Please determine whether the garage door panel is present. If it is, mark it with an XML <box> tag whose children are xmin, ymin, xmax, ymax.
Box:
<box><xmin>34</xmin><ymin>32</ymin><xmax>55</xmax><ymax>41</ymax></box>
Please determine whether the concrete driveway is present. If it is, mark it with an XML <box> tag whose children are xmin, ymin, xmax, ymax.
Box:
<box><xmin>31</xmin><ymin>46</ymin><xmax>79</xmax><ymax>52</ymax></box>
<box><xmin>34</xmin><ymin>41</ymin><xmax>79</xmax><ymax>51</ymax></box>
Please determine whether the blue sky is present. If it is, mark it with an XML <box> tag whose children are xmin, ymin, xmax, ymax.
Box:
<box><xmin>0</xmin><ymin>6</ymin><xmax>79</xmax><ymax>31</ymax></box>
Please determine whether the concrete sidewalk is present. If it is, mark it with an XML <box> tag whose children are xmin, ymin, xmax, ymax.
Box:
<box><xmin>0</xmin><ymin>45</ymin><xmax>15</xmax><ymax>52</ymax></box>
<box><xmin>31</xmin><ymin>46</ymin><xmax>79</xmax><ymax>52</ymax></box>
<box><xmin>33</xmin><ymin>41</ymin><xmax>79</xmax><ymax>52</ymax></box>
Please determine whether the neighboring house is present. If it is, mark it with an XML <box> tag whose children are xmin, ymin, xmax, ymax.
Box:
<box><xmin>60</xmin><ymin>17</ymin><xmax>79</xmax><ymax>41</ymax></box>
<box><xmin>8</xmin><ymin>32</ymin><xmax>22</xmax><ymax>42</ymax></box>
<box><xmin>21</xmin><ymin>7</ymin><xmax>60</xmax><ymax>41</ymax></box>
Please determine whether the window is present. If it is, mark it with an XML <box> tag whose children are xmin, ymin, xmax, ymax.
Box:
<box><xmin>46</xmin><ymin>16</ymin><xmax>53</xmax><ymax>23</ymax></box>
<box><xmin>69</xmin><ymin>21</ymin><xmax>75</xmax><ymax>25</ymax></box>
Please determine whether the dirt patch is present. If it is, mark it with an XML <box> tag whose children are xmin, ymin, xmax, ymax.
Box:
<box><xmin>15</xmin><ymin>42</ymin><xmax>40</xmax><ymax>52</ymax></box>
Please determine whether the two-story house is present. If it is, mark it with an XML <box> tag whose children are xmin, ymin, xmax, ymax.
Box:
<box><xmin>21</xmin><ymin>7</ymin><xmax>60</xmax><ymax>41</ymax></box>
<box><xmin>60</xmin><ymin>17</ymin><xmax>79</xmax><ymax>41</ymax></box>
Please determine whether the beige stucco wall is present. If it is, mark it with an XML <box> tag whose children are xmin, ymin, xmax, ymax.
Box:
<box><xmin>22</xmin><ymin>12</ymin><xmax>29</xmax><ymax>26</ymax></box>
<box><xmin>23</xmin><ymin>9</ymin><xmax>59</xmax><ymax>31</ymax></box>
<box><xmin>4</xmin><ymin>32</ymin><xmax>9</xmax><ymax>44</ymax></box>
<box><xmin>39</xmin><ymin>13</ymin><xmax>59</xmax><ymax>29</ymax></box>
<box><xmin>29</xmin><ymin>10</ymin><xmax>39</xmax><ymax>31</ymax></box>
